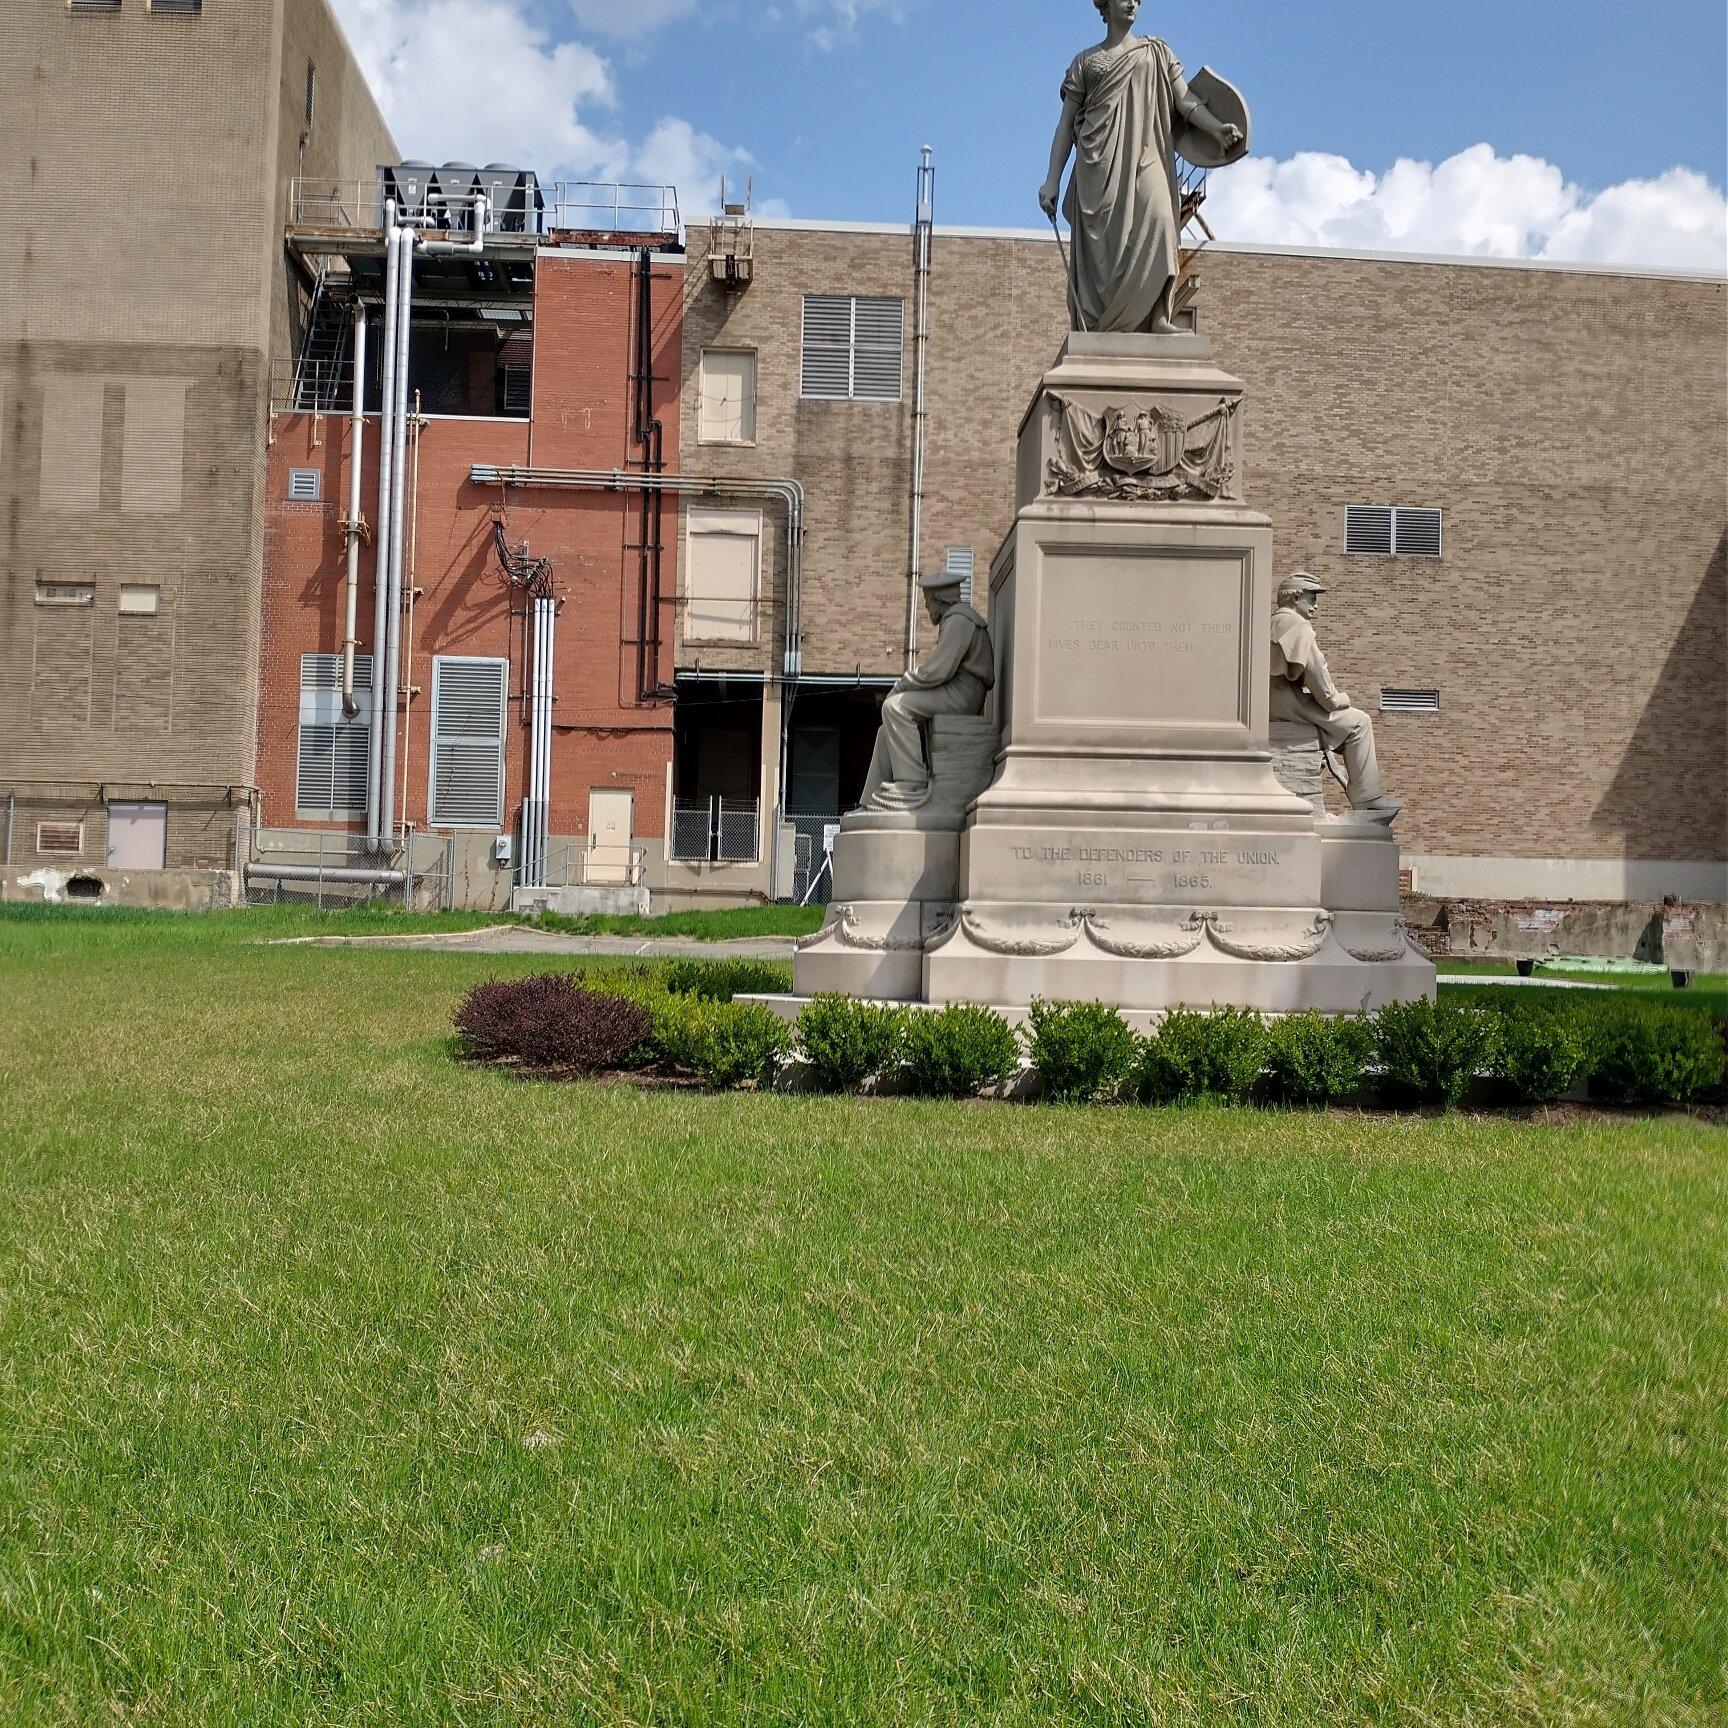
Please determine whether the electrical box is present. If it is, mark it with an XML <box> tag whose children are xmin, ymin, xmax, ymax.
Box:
<box><xmin>492</xmin><ymin>834</ymin><xmax>514</xmax><ymax>868</ymax></box>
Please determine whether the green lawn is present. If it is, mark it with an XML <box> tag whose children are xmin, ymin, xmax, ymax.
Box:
<box><xmin>1</xmin><ymin>909</ymin><xmax>1723</xmax><ymax>1726</ymax></box>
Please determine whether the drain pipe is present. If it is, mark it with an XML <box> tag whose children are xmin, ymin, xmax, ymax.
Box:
<box><xmin>367</xmin><ymin>210</ymin><xmax>402</xmax><ymax>844</ymax></box>
<box><xmin>340</xmin><ymin>305</ymin><xmax>368</xmax><ymax>719</ymax></box>
<box><xmin>421</xmin><ymin>195</ymin><xmax>487</xmax><ymax>256</ymax></box>
<box><xmin>907</xmin><ymin>146</ymin><xmax>935</xmax><ymax>668</ymax></box>
<box><xmin>469</xmin><ymin>466</ymin><xmax>806</xmax><ymax>678</ymax></box>
<box><xmin>522</xmin><ymin>594</ymin><xmax>556</xmax><ymax>888</ymax></box>
<box><xmin>378</xmin><ymin>223</ymin><xmax>416</xmax><ymax>845</ymax></box>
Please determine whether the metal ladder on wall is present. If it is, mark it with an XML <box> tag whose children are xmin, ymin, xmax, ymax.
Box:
<box><xmin>292</xmin><ymin>268</ymin><xmax>353</xmax><ymax>413</ymax></box>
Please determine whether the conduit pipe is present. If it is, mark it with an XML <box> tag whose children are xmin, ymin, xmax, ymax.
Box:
<box><xmin>247</xmin><ymin>864</ymin><xmax>408</xmax><ymax>887</ymax></box>
<box><xmin>469</xmin><ymin>466</ymin><xmax>807</xmax><ymax>679</ymax></box>
<box><xmin>340</xmin><ymin>305</ymin><xmax>368</xmax><ymax>719</ymax></box>
<box><xmin>366</xmin><ymin>208</ymin><xmax>402</xmax><ymax>844</ymax></box>
<box><xmin>907</xmin><ymin>146</ymin><xmax>935</xmax><ymax>667</ymax></box>
<box><xmin>379</xmin><ymin>224</ymin><xmax>416</xmax><ymax>844</ymax></box>
<box><xmin>522</xmin><ymin>594</ymin><xmax>556</xmax><ymax>888</ymax></box>
<box><xmin>420</xmin><ymin>195</ymin><xmax>488</xmax><ymax>255</ymax></box>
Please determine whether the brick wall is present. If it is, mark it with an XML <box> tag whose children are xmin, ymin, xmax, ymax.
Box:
<box><xmin>257</xmin><ymin>249</ymin><xmax>682</xmax><ymax>861</ymax></box>
<box><xmin>682</xmin><ymin>221</ymin><xmax>1727</xmax><ymax>875</ymax></box>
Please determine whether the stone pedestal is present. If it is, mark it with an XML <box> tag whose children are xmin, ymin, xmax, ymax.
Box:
<box><xmin>922</xmin><ymin>333</ymin><xmax>1433</xmax><ymax>1015</ymax></box>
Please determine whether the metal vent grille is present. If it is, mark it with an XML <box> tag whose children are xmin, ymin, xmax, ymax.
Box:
<box><xmin>800</xmin><ymin>295</ymin><xmax>904</xmax><ymax>402</ymax></box>
<box><xmin>946</xmin><ymin>546</ymin><xmax>976</xmax><ymax>603</ymax></box>
<box><xmin>150</xmin><ymin>0</ymin><xmax>203</xmax><ymax>12</ymax></box>
<box><xmin>1347</xmin><ymin>504</ymin><xmax>1443</xmax><ymax>557</ymax></box>
<box><xmin>1380</xmin><ymin>687</ymin><xmax>1441</xmax><ymax>714</ymax></box>
<box><xmin>430</xmin><ymin>657</ymin><xmax>508</xmax><ymax>828</ymax></box>
<box><xmin>288</xmin><ymin>469</ymin><xmax>322</xmax><ymax>503</ymax></box>
<box><xmin>70</xmin><ymin>0</ymin><xmax>122</xmax><ymax>11</ymax></box>
<box><xmin>37</xmin><ymin>821</ymin><xmax>84</xmax><ymax>856</ymax></box>
<box><xmin>296</xmin><ymin>654</ymin><xmax>373</xmax><ymax>814</ymax></box>
<box><xmin>501</xmin><ymin>363</ymin><xmax>532</xmax><ymax>416</ymax></box>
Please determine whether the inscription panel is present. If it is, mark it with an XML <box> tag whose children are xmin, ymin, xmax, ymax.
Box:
<box><xmin>1036</xmin><ymin>549</ymin><xmax>1245</xmax><ymax>728</ymax></box>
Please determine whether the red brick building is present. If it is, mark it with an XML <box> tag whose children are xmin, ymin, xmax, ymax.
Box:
<box><xmin>257</xmin><ymin>180</ymin><xmax>685</xmax><ymax>909</ymax></box>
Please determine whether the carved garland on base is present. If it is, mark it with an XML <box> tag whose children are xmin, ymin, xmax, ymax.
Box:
<box><xmin>798</xmin><ymin>905</ymin><xmax>929</xmax><ymax>955</ymax></box>
<box><xmin>1340</xmin><ymin>921</ymin><xmax>1416</xmax><ymax>965</ymax></box>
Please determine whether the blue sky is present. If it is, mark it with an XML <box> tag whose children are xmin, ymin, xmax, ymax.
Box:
<box><xmin>335</xmin><ymin>0</ymin><xmax>1728</xmax><ymax>265</ymax></box>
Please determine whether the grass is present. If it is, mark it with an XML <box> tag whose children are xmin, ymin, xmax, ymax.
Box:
<box><xmin>0</xmin><ymin>907</ymin><xmax>1724</xmax><ymax>1726</ymax></box>
<box><xmin>1437</xmin><ymin>959</ymin><xmax>1728</xmax><ymax>1020</ymax></box>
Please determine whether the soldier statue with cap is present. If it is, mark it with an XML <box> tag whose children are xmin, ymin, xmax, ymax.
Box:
<box><xmin>860</xmin><ymin>571</ymin><xmax>996</xmax><ymax>811</ymax></box>
<box><xmin>1270</xmin><ymin>573</ymin><xmax>1402</xmax><ymax>823</ymax></box>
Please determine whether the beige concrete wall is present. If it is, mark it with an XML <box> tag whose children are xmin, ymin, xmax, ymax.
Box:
<box><xmin>0</xmin><ymin>0</ymin><xmax>393</xmax><ymax>880</ymax></box>
<box><xmin>681</xmin><ymin>221</ymin><xmax>1727</xmax><ymax>881</ymax></box>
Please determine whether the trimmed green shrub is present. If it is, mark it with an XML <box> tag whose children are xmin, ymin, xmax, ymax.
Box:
<box><xmin>1588</xmin><ymin>1003</ymin><xmax>1727</xmax><ymax>1108</ymax></box>
<box><xmin>690</xmin><ymin>1001</ymin><xmax>793</xmax><ymax>1091</ymax></box>
<box><xmin>663</xmin><ymin>957</ymin><xmax>792</xmax><ymax>1003</ymax></box>
<box><xmin>453</xmin><ymin>974</ymin><xmax>652</xmax><ymax>1074</ymax></box>
<box><xmin>1024</xmin><ymin>1000</ymin><xmax>1138</xmax><ymax>1104</ymax></box>
<box><xmin>1136</xmin><ymin>1006</ymin><xmax>1267</xmax><ymax>1105</ymax></box>
<box><xmin>1263</xmin><ymin>1012</ymin><xmax>1375</xmax><ymax>1107</ymax></box>
<box><xmin>795</xmin><ymin>996</ymin><xmax>906</xmax><ymax>1093</ymax></box>
<box><xmin>1489</xmin><ymin>1006</ymin><xmax>1589</xmax><ymax>1104</ymax></box>
<box><xmin>641</xmin><ymin>991</ymin><xmax>705</xmax><ymax>1072</ymax></box>
<box><xmin>1373</xmin><ymin>998</ymin><xmax>1500</xmax><ymax>1111</ymax></box>
<box><xmin>900</xmin><ymin>1004</ymin><xmax>1020</xmax><ymax>1100</ymax></box>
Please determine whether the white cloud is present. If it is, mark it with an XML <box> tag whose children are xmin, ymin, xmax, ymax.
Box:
<box><xmin>329</xmin><ymin>0</ymin><xmax>785</xmax><ymax>214</ymax></box>
<box><xmin>1206</xmin><ymin>143</ymin><xmax>1727</xmax><ymax>272</ymax></box>
<box><xmin>761</xmin><ymin>0</ymin><xmax>908</xmax><ymax>51</ymax></box>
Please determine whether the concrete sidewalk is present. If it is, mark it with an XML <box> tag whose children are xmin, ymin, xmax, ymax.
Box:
<box><xmin>271</xmin><ymin>924</ymin><xmax>800</xmax><ymax>961</ymax></box>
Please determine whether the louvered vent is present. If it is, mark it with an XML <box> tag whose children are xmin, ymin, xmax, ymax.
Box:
<box><xmin>151</xmin><ymin>0</ymin><xmax>203</xmax><ymax>13</ymax></box>
<box><xmin>288</xmin><ymin>469</ymin><xmax>321</xmax><ymax>503</ymax></box>
<box><xmin>430</xmin><ymin>658</ymin><xmax>508</xmax><ymax>828</ymax></box>
<box><xmin>37</xmin><ymin>822</ymin><xmax>84</xmax><ymax>856</ymax></box>
<box><xmin>70</xmin><ymin>0</ymin><xmax>122</xmax><ymax>11</ymax></box>
<box><xmin>1393</xmin><ymin>507</ymin><xmax>1443</xmax><ymax>558</ymax></box>
<box><xmin>1380</xmin><ymin>688</ymin><xmax>1441</xmax><ymax>714</ymax></box>
<box><xmin>1344</xmin><ymin>506</ymin><xmax>1394</xmax><ymax>556</ymax></box>
<box><xmin>1347</xmin><ymin>504</ymin><xmax>1443</xmax><ymax>557</ymax></box>
<box><xmin>800</xmin><ymin>295</ymin><xmax>904</xmax><ymax>402</ymax></box>
<box><xmin>501</xmin><ymin>363</ymin><xmax>532</xmax><ymax>416</ymax></box>
<box><xmin>296</xmin><ymin>653</ymin><xmax>373</xmax><ymax>814</ymax></box>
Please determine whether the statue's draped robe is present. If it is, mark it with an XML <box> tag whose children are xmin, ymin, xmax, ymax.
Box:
<box><xmin>1062</xmin><ymin>37</ymin><xmax>1192</xmax><ymax>333</ymax></box>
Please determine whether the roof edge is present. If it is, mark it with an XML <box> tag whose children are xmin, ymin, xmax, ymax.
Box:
<box><xmin>747</xmin><ymin>216</ymin><xmax>1727</xmax><ymax>285</ymax></box>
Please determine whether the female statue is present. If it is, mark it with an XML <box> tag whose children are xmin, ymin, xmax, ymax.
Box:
<box><xmin>1039</xmin><ymin>0</ymin><xmax>1248</xmax><ymax>334</ymax></box>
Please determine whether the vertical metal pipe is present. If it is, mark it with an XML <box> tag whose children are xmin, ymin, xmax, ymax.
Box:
<box><xmin>379</xmin><ymin>229</ymin><xmax>415</xmax><ymax>844</ymax></box>
<box><xmin>367</xmin><ymin>210</ymin><xmax>401</xmax><ymax>843</ymax></box>
<box><xmin>341</xmin><ymin>306</ymin><xmax>368</xmax><ymax>719</ymax></box>
<box><xmin>906</xmin><ymin>146</ymin><xmax>935</xmax><ymax>667</ymax></box>
<box><xmin>3</xmin><ymin>792</ymin><xmax>13</xmax><ymax>868</ymax></box>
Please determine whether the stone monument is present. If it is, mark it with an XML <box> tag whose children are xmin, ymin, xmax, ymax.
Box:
<box><xmin>791</xmin><ymin>0</ymin><xmax>1434</xmax><ymax>1018</ymax></box>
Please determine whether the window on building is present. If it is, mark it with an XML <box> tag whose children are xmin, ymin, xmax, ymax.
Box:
<box><xmin>945</xmin><ymin>547</ymin><xmax>976</xmax><ymax>604</ymax></box>
<box><xmin>296</xmin><ymin>653</ymin><xmax>372</xmax><ymax>817</ymax></box>
<box><xmin>1380</xmin><ymin>688</ymin><xmax>1442</xmax><ymax>715</ymax></box>
<box><xmin>684</xmin><ymin>509</ymin><xmax>760</xmax><ymax>643</ymax></box>
<box><xmin>288</xmin><ymin>468</ymin><xmax>322</xmax><ymax>502</ymax></box>
<box><xmin>800</xmin><ymin>295</ymin><xmax>904</xmax><ymax>402</ymax></box>
<box><xmin>118</xmin><ymin>585</ymin><xmax>160</xmax><ymax>617</ymax></box>
<box><xmin>698</xmin><ymin>349</ymin><xmax>758</xmax><ymax>444</ymax></box>
<box><xmin>35</xmin><ymin>581</ymin><xmax>94</xmax><ymax>607</ymax></box>
<box><xmin>107</xmin><ymin>803</ymin><xmax>167</xmax><ymax>870</ymax></box>
<box><xmin>429</xmin><ymin>657</ymin><xmax>509</xmax><ymax>828</ymax></box>
<box><xmin>1345</xmin><ymin>505</ymin><xmax>1444</xmax><ymax>558</ymax></box>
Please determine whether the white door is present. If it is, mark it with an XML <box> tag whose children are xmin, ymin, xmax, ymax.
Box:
<box><xmin>107</xmin><ymin>803</ymin><xmax>167</xmax><ymax>870</ymax></box>
<box><xmin>588</xmin><ymin>790</ymin><xmax>634</xmax><ymax>885</ymax></box>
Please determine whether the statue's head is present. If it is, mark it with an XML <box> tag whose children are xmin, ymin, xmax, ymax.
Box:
<box><xmin>1095</xmin><ymin>0</ymin><xmax>1140</xmax><ymax>24</ymax></box>
<box><xmin>919</xmin><ymin>573</ymin><xmax>965</xmax><ymax>623</ymax></box>
<box><xmin>1278</xmin><ymin>571</ymin><xmax>1325</xmax><ymax>618</ymax></box>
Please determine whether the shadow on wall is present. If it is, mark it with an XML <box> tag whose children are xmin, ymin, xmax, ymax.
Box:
<box><xmin>1594</xmin><ymin>532</ymin><xmax>1727</xmax><ymax>865</ymax></box>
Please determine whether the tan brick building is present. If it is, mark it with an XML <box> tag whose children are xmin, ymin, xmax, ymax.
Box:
<box><xmin>0</xmin><ymin>0</ymin><xmax>393</xmax><ymax>899</ymax></box>
<box><xmin>678</xmin><ymin>218</ymin><xmax>1726</xmax><ymax>905</ymax></box>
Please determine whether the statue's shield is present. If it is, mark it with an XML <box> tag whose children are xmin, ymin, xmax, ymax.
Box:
<box><xmin>1174</xmin><ymin>67</ymin><xmax>1252</xmax><ymax>170</ymax></box>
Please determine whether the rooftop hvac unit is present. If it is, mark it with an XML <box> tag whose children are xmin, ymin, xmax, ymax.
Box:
<box><xmin>382</xmin><ymin>161</ymin><xmax>434</xmax><ymax>226</ymax></box>
<box><xmin>431</xmin><ymin>163</ymin><xmax>480</xmax><ymax>229</ymax></box>
<box><xmin>480</xmin><ymin>165</ymin><xmax>523</xmax><ymax>232</ymax></box>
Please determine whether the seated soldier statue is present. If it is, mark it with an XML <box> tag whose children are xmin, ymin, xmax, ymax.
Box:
<box><xmin>1269</xmin><ymin>572</ymin><xmax>1402</xmax><ymax>823</ymax></box>
<box><xmin>860</xmin><ymin>570</ymin><xmax>995</xmax><ymax>810</ymax></box>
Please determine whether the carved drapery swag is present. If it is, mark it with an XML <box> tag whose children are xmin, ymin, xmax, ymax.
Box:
<box><xmin>1045</xmin><ymin>392</ymin><xmax>1239</xmax><ymax>501</ymax></box>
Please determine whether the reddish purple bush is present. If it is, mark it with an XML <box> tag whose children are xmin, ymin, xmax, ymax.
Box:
<box><xmin>454</xmin><ymin>973</ymin><xmax>652</xmax><ymax>1074</ymax></box>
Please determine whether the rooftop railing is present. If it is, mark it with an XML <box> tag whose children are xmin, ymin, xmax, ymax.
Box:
<box><xmin>289</xmin><ymin>176</ymin><xmax>681</xmax><ymax>240</ymax></box>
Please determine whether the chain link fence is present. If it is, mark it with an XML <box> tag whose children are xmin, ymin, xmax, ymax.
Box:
<box><xmin>242</xmin><ymin>828</ymin><xmax>456</xmax><ymax>912</ymax></box>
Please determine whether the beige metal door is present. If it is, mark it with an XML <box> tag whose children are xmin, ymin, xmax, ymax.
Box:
<box><xmin>107</xmin><ymin>803</ymin><xmax>167</xmax><ymax>870</ymax></box>
<box><xmin>587</xmin><ymin>790</ymin><xmax>634</xmax><ymax>885</ymax></box>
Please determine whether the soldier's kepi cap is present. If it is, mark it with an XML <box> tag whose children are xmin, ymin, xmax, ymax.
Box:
<box><xmin>1280</xmin><ymin>571</ymin><xmax>1327</xmax><ymax>595</ymax></box>
<box><xmin>918</xmin><ymin>568</ymin><xmax>966</xmax><ymax>591</ymax></box>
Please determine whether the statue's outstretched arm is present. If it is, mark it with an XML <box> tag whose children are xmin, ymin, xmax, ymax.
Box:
<box><xmin>1038</xmin><ymin>96</ymin><xmax>1080</xmax><ymax>217</ymax></box>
